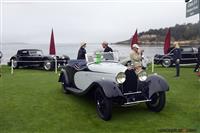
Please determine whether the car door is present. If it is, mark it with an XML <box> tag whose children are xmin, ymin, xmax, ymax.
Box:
<box><xmin>28</xmin><ymin>50</ymin><xmax>43</xmax><ymax>66</ymax></box>
<box><xmin>17</xmin><ymin>50</ymin><xmax>30</xmax><ymax>65</ymax></box>
<box><xmin>180</xmin><ymin>47</ymin><xmax>195</xmax><ymax>64</ymax></box>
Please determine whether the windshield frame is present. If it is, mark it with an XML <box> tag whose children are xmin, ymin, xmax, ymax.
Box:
<box><xmin>85</xmin><ymin>51</ymin><xmax>120</xmax><ymax>64</ymax></box>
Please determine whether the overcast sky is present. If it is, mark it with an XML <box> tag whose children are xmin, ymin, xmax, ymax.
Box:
<box><xmin>0</xmin><ymin>0</ymin><xmax>199</xmax><ymax>44</ymax></box>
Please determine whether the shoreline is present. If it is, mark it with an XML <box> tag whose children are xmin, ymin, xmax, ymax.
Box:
<box><xmin>112</xmin><ymin>42</ymin><xmax>200</xmax><ymax>47</ymax></box>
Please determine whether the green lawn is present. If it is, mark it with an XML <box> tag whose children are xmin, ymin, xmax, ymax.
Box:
<box><xmin>0</xmin><ymin>65</ymin><xmax>199</xmax><ymax>133</ymax></box>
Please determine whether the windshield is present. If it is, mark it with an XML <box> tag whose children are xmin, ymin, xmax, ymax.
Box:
<box><xmin>182</xmin><ymin>47</ymin><xmax>193</xmax><ymax>52</ymax></box>
<box><xmin>86</xmin><ymin>51</ymin><xmax>119</xmax><ymax>64</ymax></box>
<box><xmin>29</xmin><ymin>50</ymin><xmax>43</xmax><ymax>56</ymax></box>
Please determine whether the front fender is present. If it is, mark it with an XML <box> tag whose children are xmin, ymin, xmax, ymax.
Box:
<box><xmin>146</xmin><ymin>74</ymin><xmax>169</xmax><ymax>98</ymax></box>
<box><xmin>58</xmin><ymin>69</ymin><xmax>69</xmax><ymax>85</ymax></box>
<box><xmin>92</xmin><ymin>80</ymin><xmax>123</xmax><ymax>98</ymax></box>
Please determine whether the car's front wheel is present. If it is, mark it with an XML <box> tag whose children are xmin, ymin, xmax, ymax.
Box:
<box><xmin>11</xmin><ymin>58</ymin><xmax>19</xmax><ymax>69</ymax></box>
<box><xmin>146</xmin><ymin>92</ymin><xmax>166</xmax><ymax>112</ymax></box>
<box><xmin>95</xmin><ymin>87</ymin><xmax>112</xmax><ymax>121</ymax></box>
<box><xmin>161</xmin><ymin>58</ymin><xmax>172</xmax><ymax>68</ymax></box>
<box><xmin>43</xmin><ymin>60</ymin><xmax>52</xmax><ymax>71</ymax></box>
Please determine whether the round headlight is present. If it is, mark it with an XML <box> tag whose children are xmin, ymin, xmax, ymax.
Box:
<box><xmin>116</xmin><ymin>72</ymin><xmax>126</xmax><ymax>84</ymax></box>
<box><xmin>138</xmin><ymin>71</ymin><xmax>147</xmax><ymax>81</ymax></box>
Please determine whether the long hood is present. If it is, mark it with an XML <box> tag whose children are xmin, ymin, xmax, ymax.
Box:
<box><xmin>88</xmin><ymin>62</ymin><xmax>127</xmax><ymax>75</ymax></box>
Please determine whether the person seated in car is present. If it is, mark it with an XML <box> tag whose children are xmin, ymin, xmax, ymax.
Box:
<box><xmin>130</xmin><ymin>44</ymin><xmax>143</xmax><ymax>74</ymax></box>
<box><xmin>102</xmin><ymin>41</ymin><xmax>113</xmax><ymax>52</ymax></box>
<box><xmin>77</xmin><ymin>42</ymin><xmax>87</xmax><ymax>60</ymax></box>
<box><xmin>101</xmin><ymin>41</ymin><xmax>114</xmax><ymax>60</ymax></box>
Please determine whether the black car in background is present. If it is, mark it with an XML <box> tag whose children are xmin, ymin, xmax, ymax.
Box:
<box><xmin>8</xmin><ymin>49</ymin><xmax>70</xmax><ymax>70</ymax></box>
<box><xmin>0</xmin><ymin>51</ymin><xmax>2</xmax><ymax>64</ymax></box>
<box><xmin>154</xmin><ymin>46</ymin><xmax>198</xmax><ymax>67</ymax></box>
<box><xmin>0</xmin><ymin>51</ymin><xmax>2</xmax><ymax>60</ymax></box>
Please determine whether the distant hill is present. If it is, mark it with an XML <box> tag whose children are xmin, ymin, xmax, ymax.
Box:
<box><xmin>115</xmin><ymin>22</ymin><xmax>200</xmax><ymax>45</ymax></box>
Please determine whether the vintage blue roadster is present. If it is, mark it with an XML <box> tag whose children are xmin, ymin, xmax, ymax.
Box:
<box><xmin>58</xmin><ymin>52</ymin><xmax>169</xmax><ymax>121</ymax></box>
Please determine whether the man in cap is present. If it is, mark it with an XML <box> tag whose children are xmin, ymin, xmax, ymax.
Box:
<box><xmin>102</xmin><ymin>41</ymin><xmax>113</xmax><ymax>52</ymax></box>
<box><xmin>77</xmin><ymin>42</ymin><xmax>87</xmax><ymax>60</ymax></box>
<box><xmin>130</xmin><ymin>44</ymin><xmax>143</xmax><ymax>73</ymax></box>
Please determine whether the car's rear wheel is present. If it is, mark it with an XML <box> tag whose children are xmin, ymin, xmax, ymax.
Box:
<box><xmin>161</xmin><ymin>58</ymin><xmax>172</xmax><ymax>68</ymax></box>
<box><xmin>95</xmin><ymin>87</ymin><xmax>112</xmax><ymax>121</ymax></box>
<box><xmin>43</xmin><ymin>60</ymin><xmax>52</xmax><ymax>70</ymax></box>
<box><xmin>146</xmin><ymin>92</ymin><xmax>166</xmax><ymax>112</ymax></box>
<box><xmin>11</xmin><ymin>58</ymin><xmax>18</xmax><ymax>69</ymax></box>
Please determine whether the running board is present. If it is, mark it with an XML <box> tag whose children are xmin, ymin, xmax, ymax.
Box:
<box><xmin>123</xmin><ymin>91</ymin><xmax>142</xmax><ymax>96</ymax></box>
<box><xmin>67</xmin><ymin>87</ymin><xmax>83</xmax><ymax>93</ymax></box>
<box><xmin>62</xmin><ymin>83</ymin><xmax>83</xmax><ymax>93</ymax></box>
<box><xmin>122</xmin><ymin>99</ymin><xmax>151</xmax><ymax>107</ymax></box>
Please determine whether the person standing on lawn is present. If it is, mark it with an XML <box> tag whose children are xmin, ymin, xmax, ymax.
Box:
<box><xmin>173</xmin><ymin>42</ymin><xmax>181</xmax><ymax>77</ymax></box>
<box><xmin>194</xmin><ymin>46</ymin><xmax>200</xmax><ymax>72</ymax></box>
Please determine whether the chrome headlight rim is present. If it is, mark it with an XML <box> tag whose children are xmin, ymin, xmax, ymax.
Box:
<box><xmin>138</xmin><ymin>70</ymin><xmax>147</xmax><ymax>81</ymax></box>
<box><xmin>116</xmin><ymin>72</ymin><xmax>126</xmax><ymax>84</ymax></box>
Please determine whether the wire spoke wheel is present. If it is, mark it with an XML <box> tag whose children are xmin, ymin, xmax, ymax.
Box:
<box><xmin>95</xmin><ymin>88</ymin><xmax>112</xmax><ymax>121</ymax></box>
<box><xmin>146</xmin><ymin>92</ymin><xmax>166</xmax><ymax>112</ymax></box>
<box><xmin>12</xmin><ymin>59</ymin><xmax>18</xmax><ymax>69</ymax></box>
<box><xmin>43</xmin><ymin>60</ymin><xmax>52</xmax><ymax>70</ymax></box>
<box><xmin>162</xmin><ymin>58</ymin><xmax>171</xmax><ymax>68</ymax></box>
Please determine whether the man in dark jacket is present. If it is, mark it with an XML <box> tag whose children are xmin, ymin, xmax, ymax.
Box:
<box><xmin>102</xmin><ymin>41</ymin><xmax>113</xmax><ymax>52</ymax></box>
<box><xmin>77</xmin><ymin>42</ymin><xmax>86</xmax><ymax>60</ymax></box>
<box><xmin>173</xmin><ymin>42</ymin><xmax>181</xmax><ymax>77</ymax></box>
<box><xmin>194</xmin><ymin>46</ymin><xmax>200</xmax><ymax>72</ymax></box>
<box><xmin>102</xmin><ymin>41</ymin><xmax>114</xmax><ymax>60</ymax></box>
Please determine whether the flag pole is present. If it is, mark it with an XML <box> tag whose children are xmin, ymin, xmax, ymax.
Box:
<box><xmin>152</xmin><ymin>57</ymin><xmax>154</xmax><ymax>73</ymax></box>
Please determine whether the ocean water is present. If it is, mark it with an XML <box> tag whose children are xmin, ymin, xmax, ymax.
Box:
<box><xmin>0</xmin><ymin>43</ymin><xmax>163</xmax><ymax>64</ymax></box>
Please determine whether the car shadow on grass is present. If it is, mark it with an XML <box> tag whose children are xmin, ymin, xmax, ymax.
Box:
<box><xmin>60</xmin><ymin>91</ymin><xmax>161</xmax><ymax>121</ymax></box>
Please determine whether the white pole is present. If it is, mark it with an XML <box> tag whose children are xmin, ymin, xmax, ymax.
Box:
<box><xmin>55</xmin><ymin>58</ymin><xmax>57</xmax><ymax>74</ymax></box>
<box><xmin>11</xmin><ymin>59</ymin><xmax>13</xmax><ymax>74</ymax></box>
<box><xmin>152</xmin><ymin>56</ymin><xmax>154</xmax><ymax>73</ymax></box>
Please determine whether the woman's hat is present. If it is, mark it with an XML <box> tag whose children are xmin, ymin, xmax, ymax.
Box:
<box><xmin>80</xmin><ymin>42</ymin><xmax>87</xmax><ymax>47</ymax></box>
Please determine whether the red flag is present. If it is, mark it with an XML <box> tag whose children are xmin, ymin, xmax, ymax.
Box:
<box><xmin>130</xmin><ymin>30</ymin><xmax>138</xmax><ymax>49</ymax></box>
<box><xmin>164</xmin><ymin>29</ymin><xmax>171</xmax><ymax>54</ymax></box>
<box><xmin>49</xmin><ymin>29</ymin><xmax>56</xmax><ymax>55</ymax></box>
